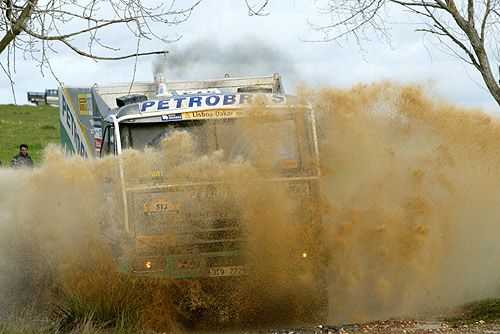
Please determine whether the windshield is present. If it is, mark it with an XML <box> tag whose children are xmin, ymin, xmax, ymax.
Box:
<box><xmin>119</xmin><ymin>110</ymin><xmax>317</xmax><ymax>173</ymax></box>
<box><xmin>120</xmin><ymin>120</ymin><xmax>217</xmax><ymax>153</ymax></box>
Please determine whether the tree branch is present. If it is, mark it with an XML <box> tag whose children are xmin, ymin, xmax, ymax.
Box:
<box><xmin>57</xmin><ymin>37</ymin><xmax>168</xmax><ymax>61</ymax></box>
<box><xmin>423</xmin><ymin>4</ymin><xmax>481</xmax><ymax>69</ymax></box>
<box><xmin>389</xmin><ymin>0</ymin><xmax>441</xmax><ymax>9</ymax></box>
<box><xmin>245</xmin><ymin>0</ymin><xmax>269</xmax><ymax>16</ymax></box>
<box><xmin>480</xmin><ymin>0</ymin><xmax>491</xmax><ymax>41</ymax></box>
<box><xmin>0</xmin><ymin>0</ymin><xmax>38</xmax><ymax>53</ymax></box>
<box><xmin>22</xmin><ymin>18</ymin><xmax>135</xmax><ymax>40</ymax></box>
<box><xmin>467</xmin><ymin>0</ymin><xmax>474</xmax><ymax>27</ymax></box>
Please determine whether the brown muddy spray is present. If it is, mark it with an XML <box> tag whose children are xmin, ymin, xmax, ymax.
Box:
<box><xmin>0</xmin><ymin>82</ymin><xmax>498</xmax><ymax>331</ymax></box>
<box><xmin>314</xmin><ymin>82</ymin><xmax>500</xmax><ymax>323</ymax></box>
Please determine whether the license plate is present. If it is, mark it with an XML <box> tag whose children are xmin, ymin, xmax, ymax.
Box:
<box><xmin>208</xmin><ymin>266</ymin><xmax>247</xmax><ymax>277</ymax></box>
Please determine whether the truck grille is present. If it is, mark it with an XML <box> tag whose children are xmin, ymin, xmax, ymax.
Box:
<box><xmin>127</xmin><ymin>187</ymin><xmax>245</xmax><ymax>257</ymax></box>
<box><xmin>193</xmin><ymin>219</ymin><xmax>243</xmax><ymax>242</ymax></box>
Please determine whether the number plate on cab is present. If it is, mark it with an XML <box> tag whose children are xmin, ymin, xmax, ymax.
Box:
<box><xmin>143</xmin><ymin>197</ymin><xmax>180</xmax><ymax>213</ymax></box>
<box><xmin>209</xmin><ymin>266</ymin><xmax>247</xmax><ymax>277</ymax></box>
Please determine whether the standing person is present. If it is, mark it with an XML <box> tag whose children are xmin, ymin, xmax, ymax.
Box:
<box><xmin>10</xmin><ymin>144</ymin><xmax>34</xmax><ymax>168</ymax></box>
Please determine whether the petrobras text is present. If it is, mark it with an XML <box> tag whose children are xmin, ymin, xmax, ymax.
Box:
<box><xmin>140</xmin><ymin>93</ymin><xmax>287</xmax><ymax>113</ymax></box>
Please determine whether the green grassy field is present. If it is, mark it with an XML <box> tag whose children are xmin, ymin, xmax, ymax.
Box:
<box><xmin>0</xmin><ymin>104</ymin><xmax>60</xmax><ymax>166</ymax></box>
<box><xmin>445</xmin><ymin>299</ymin><xmax>500</xmax><ymax>326</ymax></box>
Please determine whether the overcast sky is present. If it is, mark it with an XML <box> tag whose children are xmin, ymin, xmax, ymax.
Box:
<box><xmin>0</xmin><ymin>1</ymin><xmax>498</xmax><ymax>113</ymax></box>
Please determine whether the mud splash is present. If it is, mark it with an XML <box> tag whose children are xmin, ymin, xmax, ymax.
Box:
<box><xmin>314</xmin><ymin>82</ymin><xmax>500</xmax><ymax>323</ymax></box>
<box><xmin>0</xmin><ymin>82</ymin><xmax>499</xmax><ymax>331</ymax></box>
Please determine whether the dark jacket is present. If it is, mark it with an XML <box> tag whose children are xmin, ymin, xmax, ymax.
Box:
<box><xmin>10</xmin><ymin>154</ymin><xmax>34</xmax><ymax>168</ymax></box>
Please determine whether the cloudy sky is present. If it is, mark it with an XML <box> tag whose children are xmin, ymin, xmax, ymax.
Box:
<box><xmin>0</xmin><ymin>1</ymin><xmax>498</xmax><ymax>113</ymax></box>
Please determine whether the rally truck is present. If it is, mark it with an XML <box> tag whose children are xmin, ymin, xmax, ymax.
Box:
<box><xmin>58</xmin><ymin>74</ymin><xmax>323</xmax><ymax>282</ymax></box>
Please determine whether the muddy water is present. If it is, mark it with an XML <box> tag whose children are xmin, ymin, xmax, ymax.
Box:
<box><xmin>314</xmin><ymin>82</ymin><xmax>500</xmax><ymax>323</ymax></box>
<box><xmin>0</xmin><ymin>82</ymin><xmax>499</xmax><ymax>331</ymax></box>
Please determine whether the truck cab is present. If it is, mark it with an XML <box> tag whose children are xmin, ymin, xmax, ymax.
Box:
<box><xmin>59</xmin><ymin>74</ymin><xmax>322</xmax><ymax>280</ymax></box>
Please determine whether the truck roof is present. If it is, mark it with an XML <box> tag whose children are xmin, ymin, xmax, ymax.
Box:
<box><xmin>91</xmin><ymin>74</ymin><xmax>284</xmax><ymax>109</ymax></box>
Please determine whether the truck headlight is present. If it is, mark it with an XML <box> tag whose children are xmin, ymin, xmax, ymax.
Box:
<box><xmin>129</xmin><ymin>256</ymin><xmax>168</xmax><ymax>273</ymax></box>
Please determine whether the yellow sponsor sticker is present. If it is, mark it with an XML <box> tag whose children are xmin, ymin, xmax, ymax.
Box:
<box><xmin>78</xmin><ymin>94</ymin><xmax>89</xmax><ymax>115</ymax></box>
<box><xmin>182</xmin><ymin>109</ymin><xmax>243</xmax><ymax>120</ymax></box>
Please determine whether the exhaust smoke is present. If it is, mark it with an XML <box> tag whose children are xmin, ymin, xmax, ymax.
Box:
<box><xmin>153</xmin><ymin>36</ymin><xmax>299</xmax><ymax>87</ymax></box>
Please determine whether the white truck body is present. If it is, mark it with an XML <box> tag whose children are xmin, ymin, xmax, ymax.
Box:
<box><xmin>58</xmin><ymin>74</ymin><xmax>322</xmax><ymax>280</ymax></box>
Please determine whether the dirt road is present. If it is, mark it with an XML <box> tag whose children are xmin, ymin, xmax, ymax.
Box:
<box><xmin>260</xmin><ymin>319</ymin><xmax>500</xmax><ymax>334</ymax></box>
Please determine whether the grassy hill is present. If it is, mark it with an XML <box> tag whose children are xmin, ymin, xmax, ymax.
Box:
<box><xmin>0</xmin><ymin>104</ymin><xmax>60</xmax><ymax>166</ymax></box>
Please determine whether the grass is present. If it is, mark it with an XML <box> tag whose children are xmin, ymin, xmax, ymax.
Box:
<box><xmin>51</xmin><ymin>273</ymin><xmax>145</xmax><ymax>333</ymax></box>
<box><xmin>49</xmin><ymin>272</ymin><xmax>221</xmax><ymax>333</ymax></box>
<box><xmin>445</xmin><ymin>298</ymin><xmax>500</xmax><ymax>326</ymax></box>
<box><xmin>0</xmin><ymin>104</ymin><xmax>60</xmax><ymax>167</ymax></box>
<box><xmin>0</xmin><ymin>273</ymin><xmax>160</xmax><ymax>333</ymax></box>
<box><xmin>0</xmin><ymin>269</ymin><xmax>266</xmax><ymax>333</ymax></box>
<box><xmin>0</xmin><ymin>310</ymin><xmax>131</xmax><ymax>334</ymax></box>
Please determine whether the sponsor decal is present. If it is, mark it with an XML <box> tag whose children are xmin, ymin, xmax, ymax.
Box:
<box><xmin>182</xmin><ymin>109</ymin><xmax>243</xmax><ymax>120</ymax></box>
<box><xmin>78</xmin><ymin>93</ymin><xmax>89</xmax><ymax>115</ymax></box>
<box><xmin>140</xmin><ymin>93</ymin><xmax>287</xmax><ymax>113</ymax></box>
<box><xmin>60</xmin><ymin>93</ymin><xmax>91</xmax><ymax>158</ymax></box>
<box><xmin>287</xmin><ymin>183</ymin><xmax>310</xmax><ymax>195</ymax></box>
<box><xmin>176</xmin><ymin>258</ymin><xmax>201</xmax><ymax>269</ymax></box>
<box><xmin>94</xmin><ymin>138</ymin><xmax>102</xmax><ymax>156</ymax></box>
<box><xmin>93</xmin><ymin>117</ymin><xmax>102</xmax><ymax>157</ymax></box>
<box><xmin>161</xmin><ymin>113</ymin><xmax>182</xmax><ymax>121</ymax></box>
<box><xmin>93</xmin><ymin>117</ymin><xmax>102</xmax><ymax>137</ymax></box>
<box><xmin>173</xmin><ymin>88</ymin><xmax>222</xmax><ymax>95</ymax></box>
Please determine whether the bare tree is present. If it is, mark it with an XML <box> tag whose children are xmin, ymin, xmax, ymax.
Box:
<box><xmin>318</xmin><ymin>0</ymin><xmax>500</xmax><ymax>106</ymax></box>
<box><xmin>247</xmin><ymin>0</ymin><xmax>500</xmax><ymax>107</ymax></box>
<box><xmin>0</xmin><ymin>0</ymin><xmax>200</xmax><ymax>84</ymax></box>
